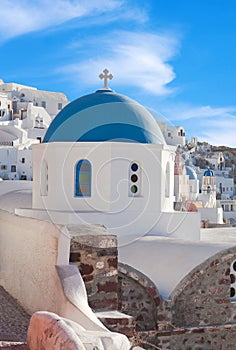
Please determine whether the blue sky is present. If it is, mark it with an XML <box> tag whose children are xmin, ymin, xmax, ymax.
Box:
<box><xmin>0</xmin><ymin>0</ymin><xmax>236</xmax><ymax>146</ymax></box>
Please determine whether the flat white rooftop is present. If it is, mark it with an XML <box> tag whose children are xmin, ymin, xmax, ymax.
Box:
<box><xmin>0</xmin><ymin>182</ymin><xmax>236</xmax><ymax>299</ymax></box>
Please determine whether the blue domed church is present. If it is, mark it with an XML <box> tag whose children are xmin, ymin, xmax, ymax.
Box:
<box><xmin>31</xmin><ymin>70</ymin><xmax>199</xmax><ymax>243</ymax></box>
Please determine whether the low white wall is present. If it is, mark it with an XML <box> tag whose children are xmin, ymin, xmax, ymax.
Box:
<box><xmin>0</xmin><ymin>180</ymin><xmax>32</xmax><ymax>196</ymax></box>
<box><xmin>0</xmin><ymin>210</ymin><xmax>67</xmax><ymax>315</ymax></box>
<box><xmin>15</xmin><ymin>208</ymin><xmax>201</xmax><ymax>246</ymax></box>
<box><xmin>0</xmin><ymin>211</ymin><xmax>131</xmax><ymax>348</ymax></box>
<box><xmin>151</xmin><ymin>211</ymin><xmax>201</xmax><ymax>241</ymax></box>
<box><xmin>198</xmin><ymin>207</ymin><xmax>223</xmax><ymax>224</ymax></box>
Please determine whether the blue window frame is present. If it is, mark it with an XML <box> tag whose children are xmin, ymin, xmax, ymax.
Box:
<box><xmin>75</xmin><ymin>160</ymin><xmax>91</xmax><ymax>197</ymax></box>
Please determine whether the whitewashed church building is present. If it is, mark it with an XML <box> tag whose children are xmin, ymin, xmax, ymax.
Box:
<box><xmin>16</xmin><ymin>70</ymin><xmax>200</xmax><ymax>243</ymax></box>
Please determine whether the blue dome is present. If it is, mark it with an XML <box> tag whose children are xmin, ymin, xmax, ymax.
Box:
<box><xmin>204</xmin><ymin>168</ymin><xmax>214</xmax><ymax>176</ymax></box>
<box><xmin>186</xmin><ymin>166</ymin><xmax>197</xmax><ymax>180</ymax></box>
<box><xmin>43</xmin><ymin>89</ymin><xmax>165</xmax><ymax>144</ymax></box>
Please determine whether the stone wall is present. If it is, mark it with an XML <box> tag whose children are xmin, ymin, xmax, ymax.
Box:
<box><xmin>170</xmin><ymin>246</ymin><xmax>236</xmax><ymax>328</ymax></box>
<box><xmin>68</xmin><ymin>228</ymin><xmax>236</xmax><ymax>349</ymax></box>
<box><xmin>117</xmin><ymin>247</ymin><xmax>236</xmax><ymax>349</ymax></box>
<box><xmin>0</xmin><ymin>210</ymin><xmax>66</xmax><ymax>315</ymax></box>
<box><xmin>70</xmin><ymin>232</ymin><xmax>118</xmax><ymax>311</ymax></box>
<box><xmin>118</xmin><ymin>263</ymin><xmax>162</xmax><ymax>331</ymax></box>
<box><xmin>157</xmin><ymin>324</ymin><xmax>236</xmax><ymax>350</ymax></box>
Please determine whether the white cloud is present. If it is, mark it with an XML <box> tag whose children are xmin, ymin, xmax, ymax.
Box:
<box><xmin>0</xmin><ymin>0</ymin><xmax>122</xmax><ymax>40</ymax></box>
<box><xmin>197</xmin><ymin>117</ymin><xmax>236</xmax><ymax>147</ymax></box>
<box><xmin>161</xmin><ymin>104</ymin><xmax>236</xmax><ymax>121</ymax></box>
<box><xmin>160</xmin><ymin>103</ymin><xmax>236</xmax><ymax>147</ymax></box>
<box><xmin>61</xmin><ymin>31</ymin><xmax>180</xmax><ymax>95</ymax></box>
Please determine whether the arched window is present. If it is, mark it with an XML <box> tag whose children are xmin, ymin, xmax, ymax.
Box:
<box><xmin>165</xmin><ymin>162</ymin><xmax>170</xmax><ymax>198</ymax></box>
<box><xmin>75</xmin><ymin>160</ymin><xmax>91</xmax><ymax>197</ymax></box>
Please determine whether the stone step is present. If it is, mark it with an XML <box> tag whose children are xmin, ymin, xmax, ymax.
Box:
<box><xmin>0</xmin><ymin>343</ymin><xmax>28</xmax><ymax>349</ymax></box>
<box><xmin>96</xmin><ymin>310</ymin><xmax>136</xmax><ymax>338</ymax></box>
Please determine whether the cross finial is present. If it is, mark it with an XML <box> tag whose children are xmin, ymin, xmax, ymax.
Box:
<box><xmin>99</xmin><ymin>68</ymin><xmax>113</xmax><ymax>90</ymax></box>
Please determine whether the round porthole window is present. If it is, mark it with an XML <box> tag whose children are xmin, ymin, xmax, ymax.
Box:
<box><xmin>131</xmin><ymin>185</ymin><xmax>138</xmax><ymax>194</ymax></box>
<box><xmin>230</xmin><ymin>260</ymin><xmax>236</xmax><ymax>301</ymax></box>
<box><xmin>131</xmin><ymin>174</ymin><xmax>138</xmax><ymax>182</ymax></box>
<box><xmin>131</xmin><ymin>163</ymin><xmax>138</xmax><ymax>172</ymax></box>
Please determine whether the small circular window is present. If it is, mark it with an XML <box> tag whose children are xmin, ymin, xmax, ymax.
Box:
<box><xmin>131</xmin><ymin>185</ymin><xmax>138</xmax><ymax>194</ymax></box>
<box><xmin>131</xmin><ymin>163</ymin><xmax>138</xmax><ymax>172</ymax></box>
<box><xmin>230</xmin><ymin>274</ymin><xmax>235</xmax><ymax>284</ymax></box>
<box><xmin>230</xmin><ymin>260</ymin><xmax>236</xmax><ymax>301</ymax></box>
<box><xmin>131</xmin><ymin>174</ymin><xmax>138</xmax><ymax>182</ymax></box>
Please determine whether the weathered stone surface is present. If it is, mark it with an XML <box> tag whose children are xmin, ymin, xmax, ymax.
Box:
<box><xmin>70</xmin><ymin>234</ymin><xmax>118</xmax><ymax>311</ymax></box>
<box><xmin>170</xmin><ymin>247</ymin><xmax>236</xmax><ymax>328</ymax></box>
<box><xmin>69</xmin><ymin>231</ymin><xmax>236</xmax><ymax>349</ymax></box>
<box><xmin>96</xmin><ymin>310</ymin><xmax>136</xmax><ymax>338</ymax></box>
<box><xmin>0</xmin><ymin>287</ymin><xmax>30</xmax><ymax>343</ymax></box>
<box><xmin>0</xmin><ymin>343</ymin><xmax>28</xmax><ymax>349</ymax></box>
<box><xmin>116</xmin><ymin>247</ymin><xmax>236</xmax><ymax>349</ymax></box>
<box><xmin>118</xmin><ymin>263</ymin><xmax>162</xmax><ymax>331</ymax></box>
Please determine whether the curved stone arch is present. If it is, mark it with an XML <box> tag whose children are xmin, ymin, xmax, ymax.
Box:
<box><xmin>118</xmin><ymin>262</ymin><xmax>163</xmax><ymax>331</ymax></box>
<box><xmin>169</xmin><ymin>246</ymin><xmax>236</xmax><ymax>327</ymax></box>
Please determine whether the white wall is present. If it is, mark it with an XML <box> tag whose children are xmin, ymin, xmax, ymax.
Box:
<box><xmin>21</xmin><ymin>102</ymin><xmax>52</xmax><ymax>129</ymax></box>
<box><xmin>159</xmin><ymin>124</ymin><xmax>185</xmax><ymax>147</ymax></box>
<box><xmin>0</xmin><ymin>92</ymin><xmax>10</xmax><ymax>119</ymax></box>
<box><xmin>198</xmin><ymin>207</ymin><xmax>223</xmax><ymax>224</ymax></box>
<box><xmin>0</xmin><ymin>180</ymin><xmax>32</xmax><ymax>196</ymax></box>
<box><xmin>17</xmin><ymin>149</ymin><xmax>33</xmax><ymax>180</ymax></box>
<box><xmin>216</xmin><ymin>176</ymin><xmax>234</xmax><ymax>197</ymax></box>
<box><xmin>0</xmin><ymin>210</ymin><xmax>66</xmax><ymax>315</ymax></box>
<box><xmin>189</xmin><ymin>178</ymin><xmax>199</xmax><ymax>200</ymax></box>
<box><xmin>174</xmin><ymin>174</ymin><xmax>189</xmax><ymax>202</ymax></box>
<box><xmin>19</xmin><ymin>88</ymin><xmax>68</xmax><ymax>117</ymax></box>
<box><xmin>27</xmin><ymin>141</ymin><xmax>201</xmax><ymax>242</ymax></box>
<box><xmin>32</xmin><ymin>142</ymin><xmax>176</xmax><ymax>214</ymax></box>
<box><xmin>0</xmin><ymin>210</ymin><xmax>131</xmax><ymax>348</ymax></box>
<box><xmin>33</xmin><ymin>142</ymin><xmax>111</xmax><ymax>212</ymax></box>
<box><xmin>0</xmin><ymin>82</ymin><xmax>37</xmax><ymax>93</ymax></box>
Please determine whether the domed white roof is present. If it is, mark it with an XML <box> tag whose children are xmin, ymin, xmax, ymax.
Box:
<box><xmin>43</xmin><ymin>89</ymin><xmax>165</xmax><ymax>145</ymax></box>
<box><xmin>186</xmin><ymin>166</ymin><xmax>198</xmax><ymax>180</ymax></box>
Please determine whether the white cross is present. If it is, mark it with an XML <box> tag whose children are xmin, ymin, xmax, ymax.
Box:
<box><xmin>99</xmin><ymin>68</ymin><xmax>113</xmax><ymax>89</ymax></box>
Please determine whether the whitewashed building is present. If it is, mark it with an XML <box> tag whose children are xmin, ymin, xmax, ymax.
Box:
<box><xmin>158</xmin><ymin>122</ymin><xmax>186</xmax><ymax>147</ymax></box>
<box><xmin>0</xmin><ymin>79</ymin><xmax>68</xmax><ymax>180</ymax></box>
<box><xmin>16</xmin><ymin>73</ymin><xmax>200</xmax><ymax>243</ymax></box>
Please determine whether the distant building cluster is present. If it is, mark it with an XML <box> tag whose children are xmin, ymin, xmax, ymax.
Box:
<box><xmin>0</xmin><ymin>77</ymin><xmax>235</xmax><ymax>226</ymax></box>
<box><xmin>0</xmin><ymin>79</ymin><xmax>68</xmax><ymax>180</ymax></box>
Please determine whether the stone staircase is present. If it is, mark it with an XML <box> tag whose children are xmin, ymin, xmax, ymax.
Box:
<box><xmin>96</xmin><ymin>310</ymin><xmax>136</xmax><ymax>338</ymax></box>
<box><xmin>0</xmin><ymin>287</ymin><xmax>30</xmax><ymax>349</ymax></box>
<box><xmin>0</xmin><ymin>343</ymin><xmax>28</xmax><ymax>349</ymax></box>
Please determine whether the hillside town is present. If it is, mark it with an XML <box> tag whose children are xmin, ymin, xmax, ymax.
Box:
<box><xmin>0</xmin><ymin>78</ymin><xmax>235</xmax><ymax>228</ymax></box>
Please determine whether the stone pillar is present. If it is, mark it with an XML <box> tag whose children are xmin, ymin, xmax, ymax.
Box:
<box><xmin>69</xmin><ymin>226</ymin><xmax>118</xmax><ymax>311</ymax></box>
